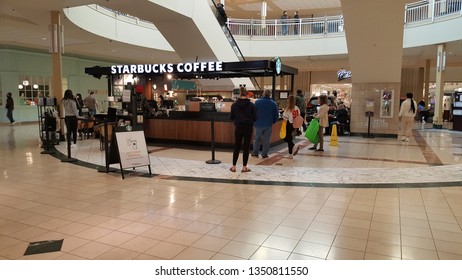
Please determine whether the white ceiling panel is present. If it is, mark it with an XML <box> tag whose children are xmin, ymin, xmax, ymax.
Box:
<box><xmin>272</xmin><ymin>0</ymin><xmax>341</xmax><ymax>11</ymax></box>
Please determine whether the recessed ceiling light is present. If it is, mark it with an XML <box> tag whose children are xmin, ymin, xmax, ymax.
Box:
<box><xmin>111</xmin><ymin>49</ymin><xmax>116</xmax><ymax>52</ymax></box>
<box><xmin>42</xmin><ymin>37</ymin><xmax>47</xmax><ymax>40</ymax></box>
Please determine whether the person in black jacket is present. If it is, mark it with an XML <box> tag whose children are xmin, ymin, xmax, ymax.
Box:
<box><xmin>5</xmin><ymin>92</ymin><xmax>15</xmax><ymax>125</ymax></box>
<box><xmin>230</xmin><ymin>87</ymin><xmax>257</xmax><ymax>173</ymax></box>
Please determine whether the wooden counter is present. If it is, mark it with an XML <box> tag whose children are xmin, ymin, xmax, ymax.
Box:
<box><xmin>144</xmin><ymin>112</ymin><xmax>283</xmax><ymax>147</ymax></box>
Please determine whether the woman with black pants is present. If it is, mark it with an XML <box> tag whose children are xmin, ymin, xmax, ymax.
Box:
<box><xmin>229</xmin><ymin>87</ymin><xmax>257</xmax><ymax>173</ymax></box>
<box><xmin>62</xmin><ymin>89</ymin><xmax>80</xmax><ymax>148</ymax></box>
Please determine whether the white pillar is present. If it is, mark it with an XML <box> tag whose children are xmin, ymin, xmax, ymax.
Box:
<box><xmin>433</xmin><ymin>44</ymin><xmax>446</xmax><ymax>128</ymax></box>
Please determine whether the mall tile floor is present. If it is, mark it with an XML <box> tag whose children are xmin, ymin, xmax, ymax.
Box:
<box><xmin>1</xmin><ymin>122</ymin><xmax>462</xmax><ymax>260</ymax></box>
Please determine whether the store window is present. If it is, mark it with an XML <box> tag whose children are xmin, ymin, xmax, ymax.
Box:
<box><xmin>18</xmin><ymin>76</ymin><xmax>52</xmax><ymax>106</ymax></box>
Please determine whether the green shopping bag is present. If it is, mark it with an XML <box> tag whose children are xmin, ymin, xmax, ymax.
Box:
<box><xmin>305</xmin><ymin>118</ymin><xmax>319</xmax><ymax>144</ymax></box>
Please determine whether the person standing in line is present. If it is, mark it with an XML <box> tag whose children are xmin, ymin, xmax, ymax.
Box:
<box><xmin>295</xmin><ymin>89</ymin><xmax>306</xmax><ymax>134</ymax></box>
<box><xmin>230</xmin><ymin>87</ymin><xmax>257</xmax><ymax>173</ymax></box>
<box><xmin>282</xmin><ymin>95</ymin><xmax>301</xmax><ymax>159</ymax></box>
<box><xmin>62</xmin><ymin>89</ymin><xmax>80</xmax><ymax>148</ymax></box>
<box><xmin>308</xmin><ymin>95</ymin><xmax>329</xmax><ymax>152</ymax></box>
<box><xmin>399</xmin><ymin>92</ymin><xmax>417</xmax><ymax>142</ymax></box>
<box><xmin>252</xmin><ymin>89</ymin><xmax>279</xmax><ymax>158</ymax></box>
<box><xmin>5</xmin><ymin>92</ymin><xmax>15</xmax><ymax>125</ymax></box>
<box><xmin>75</xmin><ymin>93</ymin><xmax>84</xmax><ymax>116</ymax></box>
<box><xmin>84</xmin><ymin>91</ymin><xmax>98</xmax><ymax>117</ymax></box>
<box><xmin>281</xmin><ymin>11</ymin><xmax>289</xmax><ymax>35</ymax></box>
<box><xmin>293</xmin><ymin>11</ymin><xmax>300</xmax><ymax>35</ymax></box>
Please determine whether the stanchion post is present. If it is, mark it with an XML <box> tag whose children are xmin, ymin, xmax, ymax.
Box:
<box><xmin>206</xmin><ymin>118</ymin><xmax>221</xmax><ymax>164</ymax></box>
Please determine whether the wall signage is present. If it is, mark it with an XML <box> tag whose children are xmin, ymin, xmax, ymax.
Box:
<box><xmin>337</xmin><ymin>68</ymin><xmax>352</xmax><ymax>81</ymax></box>
<box><xmin>111</xmin><ymin>61</ymin><xmax>223</xmax><ymax>75</ymax></box>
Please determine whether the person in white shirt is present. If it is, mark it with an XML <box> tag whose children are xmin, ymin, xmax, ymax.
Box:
<box><xmin>399</xmin><ymin>92</ymin><xmax>417</xmax><ymax>142</ymax></box>
<box><xmin>282</xmin><ymin>95</ymin><xmax>301</xmax><ymax>158</ymax></box>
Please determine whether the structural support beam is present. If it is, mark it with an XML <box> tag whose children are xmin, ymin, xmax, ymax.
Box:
<box><xmin>50</xmin><ymin>11</ymin><xmax>63</xmax><ymax>102</ymax></box>
<box><xmin>433</xmin><ymin>44</ymin><xmax>446</xmax><ymax>128</ymax></box>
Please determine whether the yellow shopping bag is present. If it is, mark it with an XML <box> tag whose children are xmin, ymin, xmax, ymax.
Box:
<box><xmin>279</xmin><ymin>119</ymin><xmax>287</xmax><ymax>139</ymax></box>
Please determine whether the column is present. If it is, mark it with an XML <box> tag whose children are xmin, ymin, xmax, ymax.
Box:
<box><xmin>424</xmin><ymin>59</ymin><xmax>431</xmax><ymax>109</ymax></box>
<box><xmin>341</xmin><ymin>0</ymin><xmax>407</xmax><ymax>136</ymax></box>
<box><xmin>433</xmin><ymin>44</ymin><xmax>446</xmax><ymax>128</ymax></box>
<box><xmin>50</xmin><ymin>11</ymin><xmax>64</xmax><ymax>102</ymax></box>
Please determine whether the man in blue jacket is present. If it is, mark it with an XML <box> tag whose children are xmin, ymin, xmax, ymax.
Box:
<box><xmin>252</xmin><ymin>89</ymin><xmax>280</xmax><ymax>158</ymax></box>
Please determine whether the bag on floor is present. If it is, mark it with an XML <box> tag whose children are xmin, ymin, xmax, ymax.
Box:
<box><xmin>279</xmin><ymin>119</ymin><xmax>287</xmax><ymax>139</ymax></box>
<box><xmin>305</xmin><ymin>118</ymin><xmax>319</xmax><ymax>144</ymax></box>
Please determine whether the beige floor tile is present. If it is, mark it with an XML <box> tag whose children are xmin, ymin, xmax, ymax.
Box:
<box><xmin>245</xmin><ymin>220</ymin><xmax>279</xmax><ymax>234</ymax></box>
<box><xmin>0</xmin><ymin>241</ymin><xmax>29</xmax><ymax>259</ymax></box>
<box><xmin>220</xmin><ymin>217</ymin><xmax>253</xmax><ymax>229</ymax></box>
<box><xmin>74</xmin><ymin>226</ymin><xmax>113</xmax><ymax>240</ymax></box>
<box><xmin>365</xmin><ymin>241</ymin><xmax>401</xmax><ymax>258</ymax></box>
<box><xmin>437</xmin><ymin>251</ymin><xmax>462</xmax><ymax>260</ymax></box>
<box><xmin>173</xmin><ymin>247</ymin><xmax>216</xmax><ymax>260</ymax></box>
<box><xmin>96</xmin><ymin>231</ymin><xmax>136</xmax><ymax>246</ymax></box>
<box><xmin>250</xmin><ymin>247</ymin><xmax>291</xmax><ymax>260</ymax></box>
<box><xmin>327</xmin><ymin>246</ymin><xmax>365</xmax><ymax>260</ymax></box>
<box><xmin>400</xmin><ymin>217</ymin><xmax>430</xmax><ymax>229</ymax></box>
<box><xmin>69</xmin><ymin>241</ymin><xmax>114</xmax><ymax>259</ymax></box>
<box><xmin>401</xmin><ymin>235</ymin><xmax>436</xmax><ymax>250</ymax></box>
<box><xmin>133</xmin><ymin>254</ymin><xmax>167</xmax><ymax>260</ymax></box>
<box><xmin>61</xmin><ymin>236</ymin><xmax>91</xmax><ymax>252</ymax></box>
<box><xmin>191</xmin><ymin>235</ymin><xmax>231</xmax><ymax>252</ymax></box>
<box><xmin>364</xmin><ymin>253</ymin><xmax>401</xmax><ymax>260</ymax></box>
<box><xmin>55</xmin><ymin>222</ymin><xmax>92</xmax><ymax>236</ymax></box>
<box><xmin>144</xmin><ymin>241</ymin><xmax>187</xmax><ymax>259</ymax></box>
<box><xmin>118</xmin><ymin>236</ymin><xmax>159</xmax><ymax>253</ymax></box>
<box><xmin>272</xmin><ymin>225</ymin><xmax>305</xmax><ymax>240</ymax></box>
<box><xmin>313</xmin><ymin>213</ymin><xmax>343</xmax><ymax>225</ymax></box>
<box><xmin>195</xmin><ymin>213</ymin><xmax>229</xmax><ymax>225</ymax></box>
<box><xmin>182</xmin><ymin>221</ymin><xmax>217</xmax><ymax>234</ymax></box>
<box><xmin>262</xmin><ymin>235</ymin><xmax>299</xmax><ymax>252</ymax></box>
<box><xmin>233</xmin><ymin>230</ymin><xmax>269</xmax><ymax>245</ymax></box>
<box><xmin>308</xmin><ymin>221</ymin><xmax>340</xmax><ymax>234</ymax></box>
<box><xmin>370</xmin><ymin>221</ymin><xmax>400</xmax><ymax>234</ymax></box>
<box><xmin>96</xmin><ymin>247</ymin><xmax>140</xmax><ymax>260</ymax></box>
<box><xmin>165</xmin><ymin>230</ymin><xmax>202</xmax><ymax>246</ymax></box>
<box><xmin>332</xmin><ymin>235</ymin><xmax>367</xmax><ymax>251</ymax></box>
<box><xmin>435</xmin><ymin>240</ymin><xmax>462</xmax><ymax>255</ymax></box>
<box><xmin>341</xmin><ymin>217</ymin><xmax>371</xmax><ymax>230</ymax></box>
<box><xmin>207</xmin><ymin>225</ymin><xmax>242</xmax><ymax>239</ymax></box>
<box><xmin>288</xmin><ymin>253</ymin><xmax>324</xmax><ymax>260</ymax></box>
<box><xmin>301</xmin><ymin>230</ymin><xmax>335</xmax><ymax>245</ymax></box>
<box><xmin>54</xmin><ymin>253</ymin><xmax>87</xmax><ymax>260</ymax></box>
<box><xmin>140</xmin><ymin>226</ymin><xmax>177</xmax><ymax>240</ymax></box>
<box><xmin>402</xmin><ymin>246</ymin><xmax>438</xmax><ymax>260</ymax></box>
<box><xmin>336</xmin><ymin>225</ymin><xmax>369</xmax><ymax>240</ymax></box>
<box><xmin>429</xmin><ymin>221</ymin><xmax>462</xmax><ymax>233</ymax></box>
<box><xmin>211</xmin><ymin>253</ymin><xmax>246</xmax><ymax>260</ymax></box>
<box><xmin>117</xmin><ymin>222</ymin><xmax>153</xmax><ymax>235</ymax></box>
<box><xmin>292</xmin><ymin>241</ymin><xmax>331</xmax><ymax>259</ymax></box>
<box><xmin>400</xmin><ymin>225</ymin><xmax>432</xmax><ymax>238</ymax></box>
<box><xmin>219</xmin><ymin>240</ymin><xmax>259</xmax><ymax>259</ymax></box>
<box><xmin>368</xmin><ymin>230</ymin><xmax>401</xmax><ymax>245</ymax></box>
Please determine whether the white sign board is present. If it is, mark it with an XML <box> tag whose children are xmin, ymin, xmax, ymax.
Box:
<box><xmin>122</xmin><ymin>90</ymin><xmax>131</xmax><ymax>102</ymax></box>
<box><xmin>115</xmin><ymin>130</ymin><xmax>150</xmax><ymax>169</ymax></box>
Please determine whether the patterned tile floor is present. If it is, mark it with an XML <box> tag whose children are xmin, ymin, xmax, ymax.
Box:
<box><xmin>1</xmin><ymin>122</ymin><xmax>462</xmax><ymax>260</ymax></box>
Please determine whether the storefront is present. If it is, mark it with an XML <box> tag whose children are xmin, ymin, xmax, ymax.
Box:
<box><xmin>85</xmin><ymin>59</ymin><xmax>298</xmax><ymax>146</ymax></box>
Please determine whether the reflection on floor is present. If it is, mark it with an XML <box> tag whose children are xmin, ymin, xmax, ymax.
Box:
<box><xmin>1</xmin><ymin>122</ymin><xmax>462</xmax><ymax>260</ymax></box>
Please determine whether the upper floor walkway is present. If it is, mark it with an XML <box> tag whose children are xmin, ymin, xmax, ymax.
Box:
<box><xmin>64</xmin><ymin>0</ymin><xmax>462</xmax><ymax>58</ymax></box>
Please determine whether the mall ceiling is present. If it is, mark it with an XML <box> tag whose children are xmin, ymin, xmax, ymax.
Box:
<box><xmin>0</xmin><ymin>0</ymin><xmax>461</xmax><ymax>72</ymax></box>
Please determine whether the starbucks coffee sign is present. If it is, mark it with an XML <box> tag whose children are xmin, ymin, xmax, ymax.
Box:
<box><xmin>111</xmin><ymin>61</ymin><xmax>223</xmax><ymax>75</ymax></box>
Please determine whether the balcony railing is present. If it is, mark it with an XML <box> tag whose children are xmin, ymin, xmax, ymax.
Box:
<box><xmin>405</xmin><ymin>0</ymin><xmax>462</xmax><ymax>23</ymax></box>
<box><xmin>227</xmin><ymin>0</ymin><xmax>462</xmax><ymax>38</ymax></box>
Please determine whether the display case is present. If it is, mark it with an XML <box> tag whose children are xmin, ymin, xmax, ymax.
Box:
<box><xmin>452</xmin><ymin>91</ymin><xmax>462</xmax><ymax>131</ymax></box>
